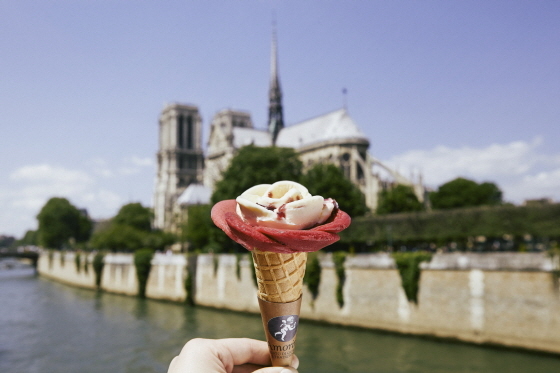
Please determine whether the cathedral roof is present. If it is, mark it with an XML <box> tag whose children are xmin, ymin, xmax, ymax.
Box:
<box><xmin>177</xmin><ymin>183</ymin><xmax>211</xmax><ymax>206</ymax></box>
<box><xmin>276</xmin><ymin>108</ymin><xmax>369</xmax><ymax>150</ymax></box>
<box><xmin>225</xmin><ymin>108</ymin><xmax>368</xmax><ymax>152</ymax></box>
<box><xmin>232</xmin><ymin>127</ymin><xmax>272</xmax><ymax>148</ymax></box>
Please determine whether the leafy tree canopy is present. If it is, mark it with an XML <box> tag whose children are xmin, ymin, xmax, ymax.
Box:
<box><xmin>113</xmin><ymin>203</ymin><xmax>152</xmax><ymax>231</ymax></box>
<box><xmin>89</xmin><ymin>203</ymin><xmax>174</xmax><ymax>252</ymax></box>
<box><xmin>301</xmin><ymin>164</ymin><xmax>369</xmax><ymax>217</ymax></box>
<box><xmin>211</xmin><ymin>145</ymin><xmax>303</xmax><ymax>203</ymax></box>
<box><xmin>90</xmin><ymin>224</ymin><xmax>147</xmax><ymax>252</ymax></box>
<box><xmin>376</xmin><ymin>184</ymin><xmax>424</xmax><ymax>215</ymax></box>
<box><xmin>36</xmin><ymin>197</ymin><xmax>92</xmax><ymax>249</ymax></box>
<box><xmin>430</xmin><ymin>177</ymin><xmax>503</xmax><ymax>210</ymax></box>
<box><xmin>17</xmin><ymin>230</ymin><xmax>39</xmax><ymax>247</ymax></box>
<box><xmin>181</xmin><ymin>204</ymin><xmax>213</xmax><ymax>251</ymax></box>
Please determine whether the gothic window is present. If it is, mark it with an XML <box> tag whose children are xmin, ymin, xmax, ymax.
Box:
<box><xmin>178</xmin><ymin>115</ymin><xmax>185</xmax><ymax>148</ymax></box>
<box><xmin>178</xmin><ymin>155</ymin><xmax>183</xmax><ymax>170</ymax></box>
<box><xmin>359</xmin><ymin>149</ymin><xmax>367</xmax><ymax>160</ymax></box>
<box><xmin>357</xmin><ymin>162</ymin><xmax>365</xmax><ymax>185</ymax></box>
<box><xmin>186</xmin><ymin>115</ymin><xmax>194</xmax><ymax>149</ymax></box>
<box><xmin>341</xmin><ymin>152</ymin><xmax>351</xmax><ymax>179</ymax></box>
<box><xmin>187</xmin><ymin>155</ymin><xmax>196</xmax><ymax>169</ymax></box>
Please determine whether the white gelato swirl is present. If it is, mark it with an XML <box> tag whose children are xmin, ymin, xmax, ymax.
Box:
<box><xmin>236</xmin><ymin>180</ymin><xmax>337</xmax><ymax>230</ymax></box>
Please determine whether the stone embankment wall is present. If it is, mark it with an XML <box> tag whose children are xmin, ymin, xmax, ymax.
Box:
<box><xmin>37</xmin><ymin>251</ymin><xmax>560</xmax><ymax>354</ymax></box>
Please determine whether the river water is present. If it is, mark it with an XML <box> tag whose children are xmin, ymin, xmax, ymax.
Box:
<box><xmin>2</xmin><ymin>265</ymin><xmax>560</xmax><ymax>373</ymax></box>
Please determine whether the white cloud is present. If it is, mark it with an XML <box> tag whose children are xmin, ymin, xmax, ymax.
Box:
<box><xmin>512</xmin><ymin>168</ymin><xmax>560</xmax><ymax>202</ymax></box>
<box><xmin>0</xmin><ymin>163</ymin><xmax>129</xmax><ymax>237</ymax></box>
<box><xmin>382</xmin><ymin>137</ymin><xmax>560</xmax><ymax>204</ymax></box>
<box><xmin>81</xmin><ymin>189</ymin><xmax>124</xmax><ymax>214</ymax></box>
<box><xmin>126</xmin><ymin>156</ymin><xmax>154</xmax><ymax>167</ymax></box>
<box><xmin>10</xmin><ymin>164</ymin><xmax>93</xmax><ymax>184</ymax></box>
<box><xmin>1</xmin><ymin>155</ymin><xmax>157</xmax><ymax>237</ymax></box>
<box><xmin>8</xmin><ymin>164</ymin><xmax>94</xmax><ymax>211</ymax></box>
<box><xmin>119</xmin><ymin>156</ymin><xmax>155</xmax><ymax>175</ymax></box>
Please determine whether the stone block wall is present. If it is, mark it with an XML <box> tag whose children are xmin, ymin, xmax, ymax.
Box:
<box><xmin>37</xmin><ymin>251</ymin><xmax>560</xmax><ymax>354</ymax></box>
<box><xmin>38</xmin><ymin>251</ymin><xmax>96</xmax><ymax>289</ymax></box>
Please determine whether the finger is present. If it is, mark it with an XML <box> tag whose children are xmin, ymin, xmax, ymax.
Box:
<box><xmin>290</xmin><ymin>354</ymin><xmax>300</xmax><ymax>369</ymax></box>
<box><xmin>167</xmin><ymin>356</ymin><xmax>178</xmax><ymax>373</ymax></box>
<box><xmin>252</xmin><ymin>367</ymin><xmax>298</xmax><ymax>373</ymax></box>
<box><xmin>231</xmin><ymin>363</ymin><xmax>265</xmax><ymax>373</ymax></box>
<box><xmin>215</xmin><ymin>338</ymin><xmax>272</xmax><ymax>367</ymax></box>
<box><xmin>175</xmin><ymin>338</ymin><xmax>226</xmax><ymax>373</ymax></box>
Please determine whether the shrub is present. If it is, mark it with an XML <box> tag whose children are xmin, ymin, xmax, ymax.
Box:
<box><xmin>92</xmin><ymin>252</ymin><xmax>105</xmax><ymax>288</ymax></box>
<box><xmin>303</xmin><ymin>252</ymin><xmax>321</xmax><ymax>300</ymax></box>
<box><xmin>75</xmin><ymin>252</ymin><xmax>81</xmax><ymax>273</ymax></box>
<box><xmin>392</xmin><ymin>252</ymin><xmax>432</xmax><ymax>303</ymax></box>
<box><xmin>134</xmin><ymin>248</ymin><xmax>154</xmax><ymax>298</ymax></box>
<box><xmin>332</xmin><ymin>252</ymin><xmax>347</xmax><ymax>308</ymax></box>
<box><xmin>184</xmin><ymin>253</ymin><xmax>198</xmax><ymax>305</ymax></box>
<box><xmin>340</xmin><ymin>203</ymin><xmax>560</xmax><ymax>252</ymax></box>
<box><xmin>83</xmin><ymin>255</ymin><xmax>89</xmax><ymax>274</ymax></box>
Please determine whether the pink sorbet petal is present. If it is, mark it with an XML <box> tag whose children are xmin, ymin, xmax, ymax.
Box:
<box><xmin>257</xmin><ymin>227</ymin><xmax>339</xmax><ymax>252</ymax></box>
<box><xmin>211</xmin><ymin>199</ymin><xmax>351</xmax><ymax>254</ymax></box>
<box><xmin>225</xmin><ymin>213</ymin><xmax>287</xmax><ymax>252</ymax></box>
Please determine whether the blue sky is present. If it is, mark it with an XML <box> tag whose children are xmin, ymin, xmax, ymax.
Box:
<box><xmin>1</xmin><ymin>1</ymin><xmax>559</xmax><ymax>237</ymax></box>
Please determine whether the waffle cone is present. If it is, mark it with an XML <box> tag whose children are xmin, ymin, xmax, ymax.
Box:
<box><xmin>252</xmin><ymin>249</ymin><xmax>307</xmax><ymax>303</ymax></box>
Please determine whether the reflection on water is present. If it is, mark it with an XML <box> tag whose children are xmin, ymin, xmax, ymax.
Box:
<box><xmin>1</xmin><ymin>267</ymin><xmax>560</xmax><ymax>373</ymax></box>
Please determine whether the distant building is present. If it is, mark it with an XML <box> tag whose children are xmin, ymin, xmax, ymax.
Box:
<box><xmin>153</xmin><ymin>29</ymin><xmax>425</xmax><ymax>233</ymax></box>
<box><xmin>153</xmin><ymin>104</ymin><xmax>204</xmax><ymax>231</ymax></box>
<box><xmin>523</xmin><ymin>198</ymin><xmax>553</xmax><ymax>207</ymax></box>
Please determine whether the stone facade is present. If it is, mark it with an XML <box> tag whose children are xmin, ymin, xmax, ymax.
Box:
<box><xmin>203</xmin><ymin>109</ymin><xmax>256</xmax><ymax>190</ymax></box>
<box><xmin>153</xmin><ymin>104</ymin><xmax>204</xmax><ymax>231</ymax></box>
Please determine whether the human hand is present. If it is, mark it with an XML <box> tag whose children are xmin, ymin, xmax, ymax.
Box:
<box><xmin>168</xmin><ymin>338</ymin><xmax>299</xmax><ymax>373</ymax></box>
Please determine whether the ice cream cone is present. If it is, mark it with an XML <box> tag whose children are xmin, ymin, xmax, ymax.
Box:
<box><xmin>252</xmin><ymin>249</ymin><xmax>307</xmax><ymax>303</ymax></box>
<box><xmin>211</xmin><ymin>188</ymin><xmax>351</xmax><ymax>368</ymax></box>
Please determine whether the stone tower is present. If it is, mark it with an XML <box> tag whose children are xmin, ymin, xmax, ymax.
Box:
<box><xmin>268</xmin><ymin>23</ymin><xmax>284</xmax><ymax>145</ymax></box>
<box><xmin>153</xmin><ymin>103</ymin><xmax>204</xmax><ymax>231</ymax></box>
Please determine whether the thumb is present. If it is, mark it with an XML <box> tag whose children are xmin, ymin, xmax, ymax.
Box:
<box><xmin>253</xmin><ymin>367</ymin><xmax>298</xmax><ymax>373</ymax></box>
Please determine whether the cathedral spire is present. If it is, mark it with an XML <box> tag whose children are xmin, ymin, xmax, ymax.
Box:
<box><xmin>268</xmin><ymin>17</ymin><xmax>284</xmax><ymax>145</ymax></box>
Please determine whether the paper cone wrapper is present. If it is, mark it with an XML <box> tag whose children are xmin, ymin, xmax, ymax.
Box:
<box><xmin>252</xmin><ymin>249</ymin><xmax>307</xmax><ymax>366</ymax></box>
<box><xmin>258</xmin><ymin>296</ymin><xmax>302</xmax><ymax>366</ymax></box>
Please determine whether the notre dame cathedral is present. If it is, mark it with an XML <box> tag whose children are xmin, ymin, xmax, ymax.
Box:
<box><xmin>153</xmin><ymin>30</ymin><xmax>425</xmax><ymax>233</ymax></box>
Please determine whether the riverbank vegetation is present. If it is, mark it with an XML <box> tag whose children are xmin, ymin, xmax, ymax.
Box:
<box><xmin>392</xmin><ymin>252</ymin><xmax>432</xmax><ymax>303</ymax></box>
<box><xmin>340</xmin><ymin>202</ymin><xmax>560</xmax><ymax>252</ymax></box>
<box><xmin>134</xmin><ymin>248</ymin><xmax>154</xmax><ymax>298</ymax></box>
<box><xmin>92</xmin><ymin>251</ymin><xmax>105</xmax><ymax>288</ymax></box>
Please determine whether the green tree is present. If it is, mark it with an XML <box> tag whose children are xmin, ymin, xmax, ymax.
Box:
<box><xmin>181</xmin><ymin>204</ymin><xmax>213</xmax><ymax>250</ymax></box>
<box><xmin>36</xmin><ymin>197</ymin><xmax>92</xmax><ymax>249</ymax></box>
<box><xmin>113</xmin><ymin>203</ymin><xmax>152</xmax><ymax>231</ymax></box>
<box><xmin>90</xmin><ymin>224</ymin><xmax>147</xmax><ymax>252</ymax></box>
<box><xmin>430</xmin><ymin>177</ymin><xmax>502</xmax><ymax>210</ymax></box>
<box><xmin>18</xmin><ymin>230</ymin><xmax>39</xmax><ymax>246</ymax></box>
<box><xmin>376</xmin><ymin>185</ymin><xmax>424</xmax><ymax>215</ymax></box>
<box><xmin>301</xmin><ymin>163</ymin><xmax>369</xmax><ymax>217</ymax></box>
<box><xmin>89</xmin><ymin>203</ymin><xmax>174</xmax><ymax>252</ymax></box>
<box><xmin>211</xmin><ymin>145</ymin><xmax>303</xmax><ymax>203</ymax></box>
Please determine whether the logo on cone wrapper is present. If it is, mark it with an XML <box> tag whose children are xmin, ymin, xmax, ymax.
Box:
<box><xmin>268</xmin><ymin>315</ymin><xmax>298</xmax><ymax>342</ymax></box>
